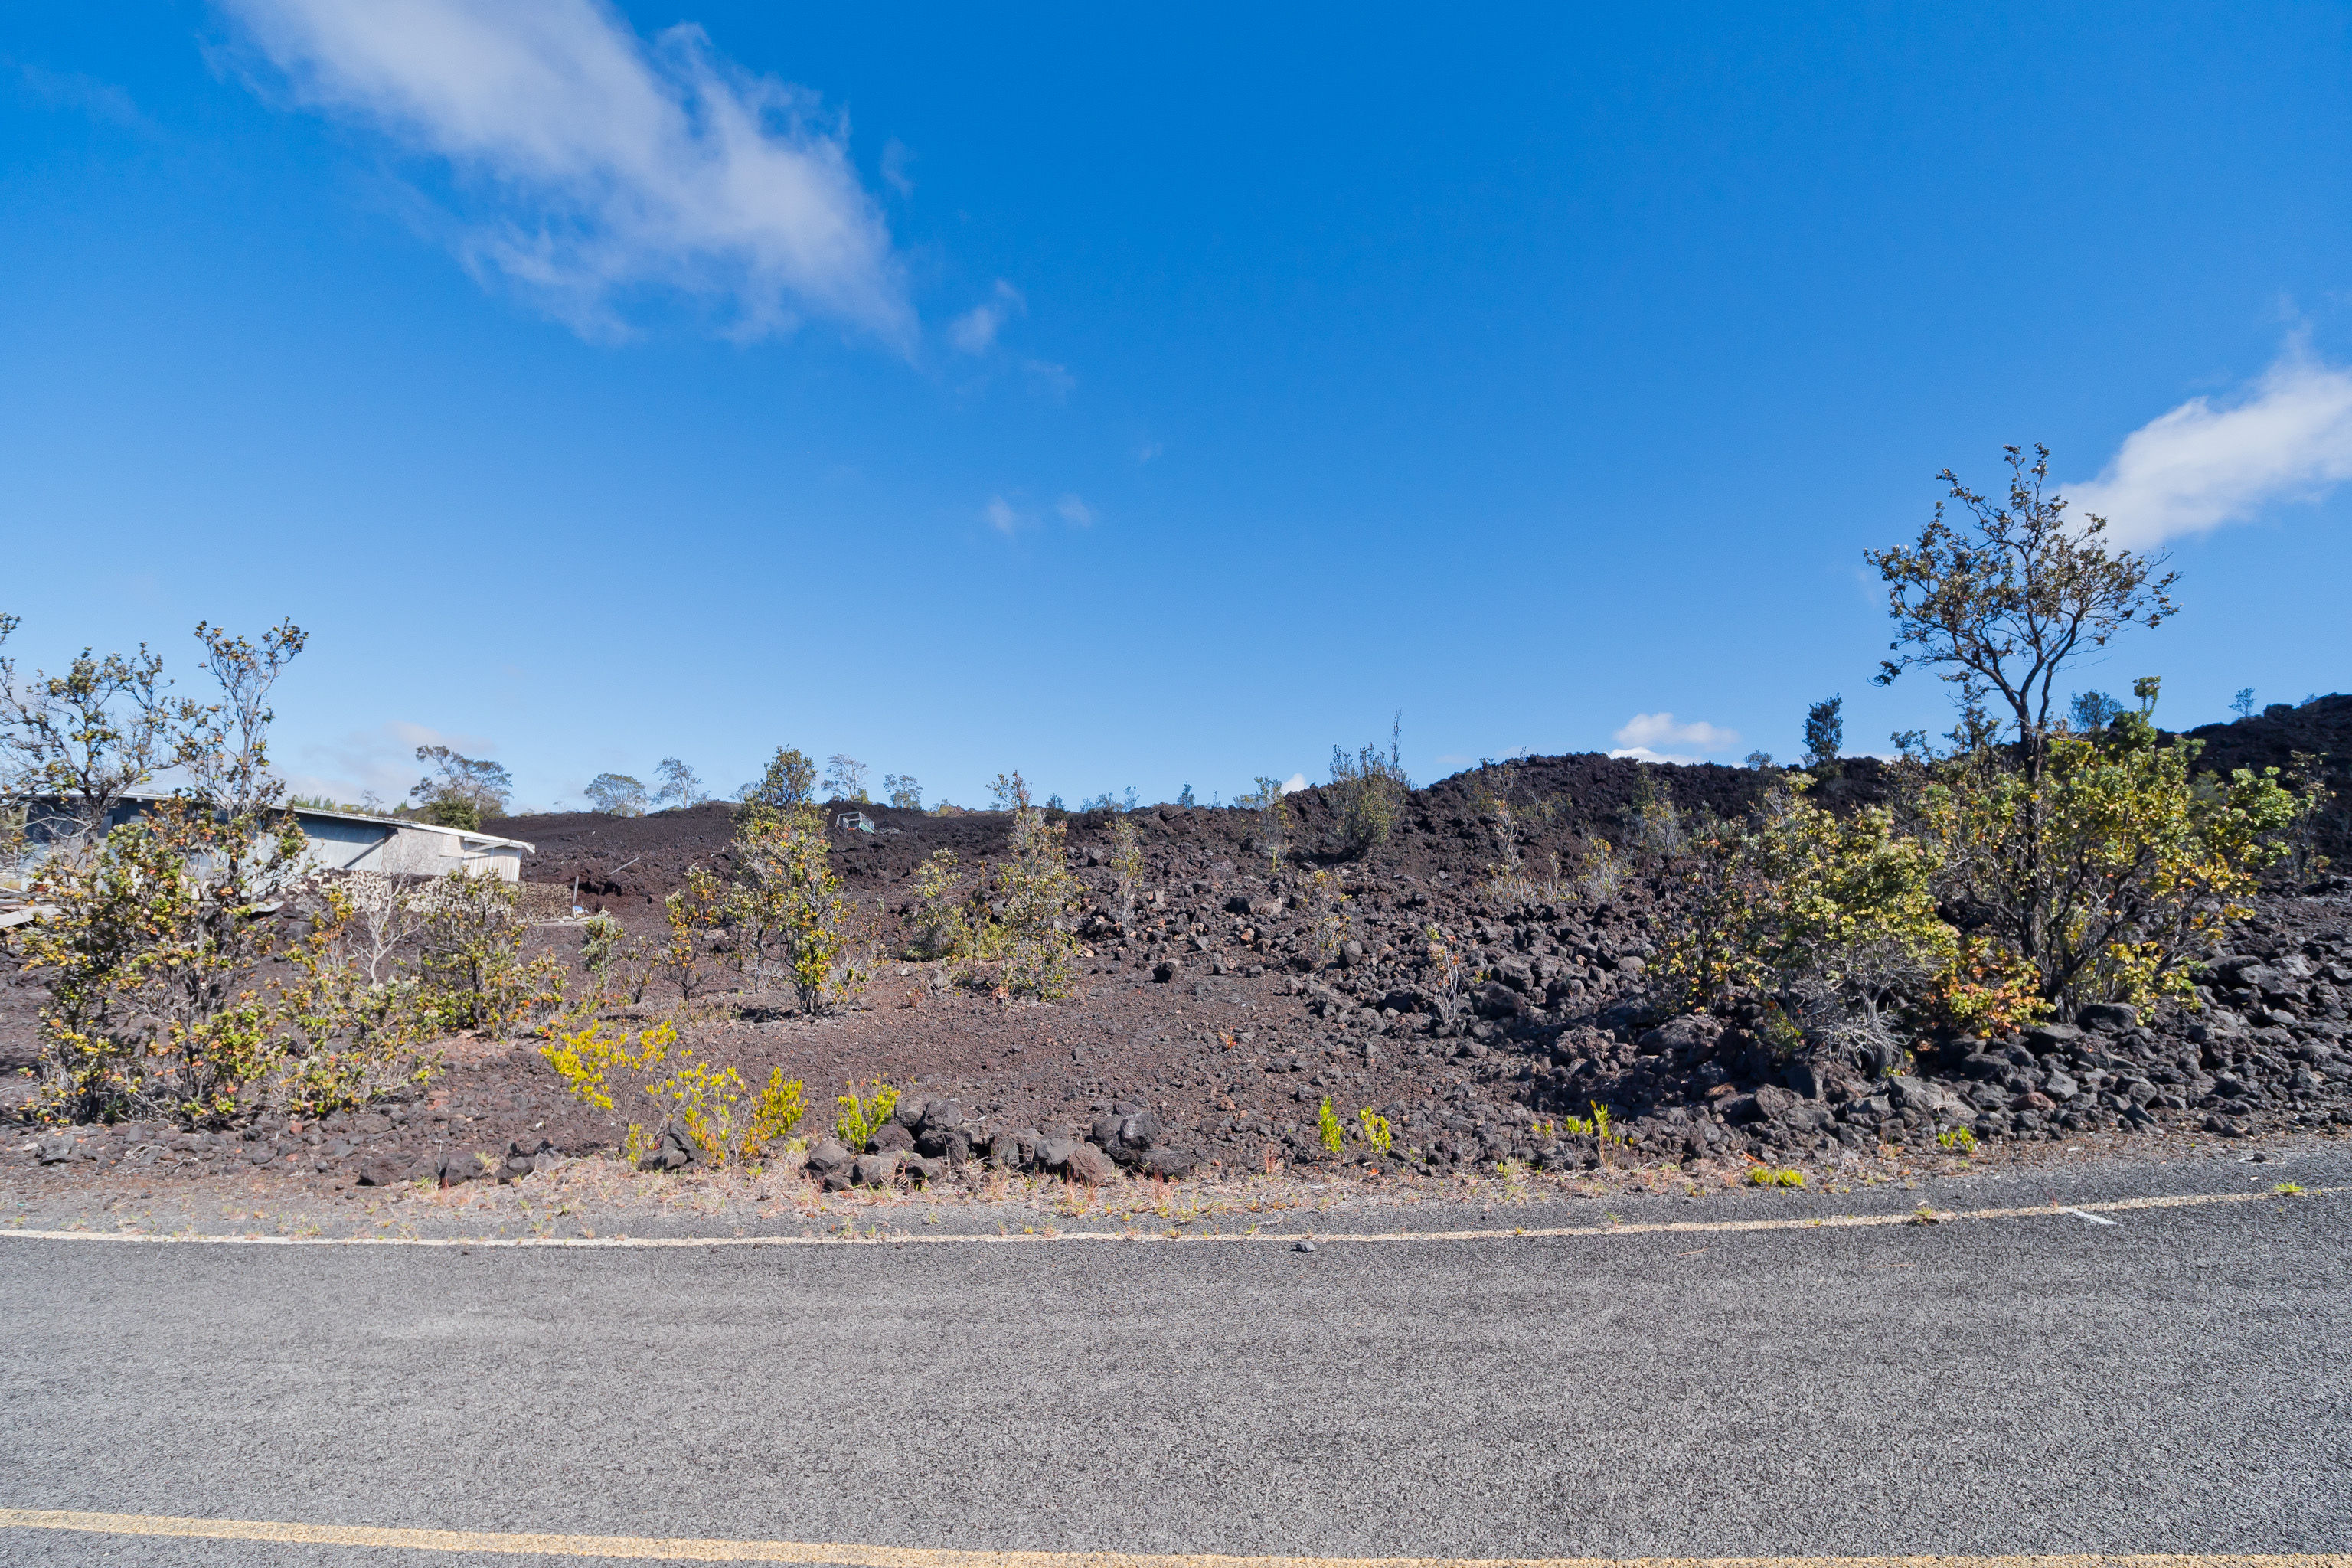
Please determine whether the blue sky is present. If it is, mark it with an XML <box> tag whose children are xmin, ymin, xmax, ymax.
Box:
<box><xmin>5</xmin><ymin>2</ymin><xmax>2349</xmax><ymax>812</ymax></box>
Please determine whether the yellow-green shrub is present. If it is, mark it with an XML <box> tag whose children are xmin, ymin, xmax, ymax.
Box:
<box><xmin>541</xmin><ymin>1020</ymin><xmax>805</xmax><ymax>1168</ymax></box>
<box><xmin>835</xmin><ymin>1079</ymin><xmax>900</xmax><ymax>1148</ymax></box>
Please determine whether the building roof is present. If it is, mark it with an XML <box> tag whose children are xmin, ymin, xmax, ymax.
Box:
<box><xmin>18</xmin><ymin>789</ymin><xmax>535</xmax><ymax>857</ymax></box>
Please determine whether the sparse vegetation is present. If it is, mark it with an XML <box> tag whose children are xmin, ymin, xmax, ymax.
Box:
<box><xmin>1109</xmin><ymin>815</ymin><xmax>1147</xmax><ymax>926</ymax></box>
<box><xmin>1317</xmin><ymin>1096</ymin><xmax>1344</xmax><ymax>1151</ymax></box>
<box><xmin>415</xmin><ymin>874</ymin><xmax>567</xmax><ymax>1034</ymax></box>
<box><xmin>1328</xmin><ymin>717</ymin><xmax>1410</xmax><ymax>860</ymax></box>
<box><xmin>1747</xmin><ymin>1165</ymin><xmax>1805</xmax><ymax>1187</ymax></box>
<box><xmin>835</xmin><ymin>1079</ymin><xmax>900</xmax><ymax>1149</ymax></box>
<box><xmin>1240</xmin><ymin>776</ymin><xmax>1290</xmax><ymax>872</ymax></box>
<box><xmin>1303</xmin><ymin>868</ymin><xmax>1351</xmax><ymax>960</ymax></box>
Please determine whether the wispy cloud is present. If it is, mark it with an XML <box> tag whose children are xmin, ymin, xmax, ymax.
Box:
<box><xmin>949</xmin><ymin>279</ymin><xmax>1024</xmax><ymax>354</ymax></box>
<box><xmin>982</xmin><ymin>495</ymin><xmax>1021</xmax><ymax>535</ymax></box>
<box><xmin>880</xmin><ymin>136</ymin><xmax>915</xmax><ymax>196</ymax></box>
<box><xmin>8</xmin><ymin>59</ymin><xmax>151</xmax><ymax>129</ymax></box>
<box><xmin>1056</xmin><ymin>494</ymin><xmax>1094</xmax><ymax>526</ymax></box>
<box><xmin>2066</xmin><ymin>344</ymin><xmax>2352</xmax><ymax>548</ymax></box>
<box><xmin>1607</xmin><ymin>712</ymin><xmax>1738</xmax><ymax>766</ymax></box>
<box><xmin>221</xmin><ymin>0</ymin><xmax>910</xmax><ymax>344</ymax></box>
<box><xmin>289</xmin><ymin>719</ymin><xmax>495</xmax><ymax>807</ymax></box>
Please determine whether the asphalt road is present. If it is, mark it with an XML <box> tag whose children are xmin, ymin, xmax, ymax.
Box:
<box><xmin>2</xmin><ymin>1148</ymin><xmax>2348</xmax><ymax>1566</ymax></box>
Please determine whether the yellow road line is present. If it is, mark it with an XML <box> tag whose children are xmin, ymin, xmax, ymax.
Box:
<box><xmin>0</xmin><ymin>1511</ymin><xmax>2343</xmax><ymax>1566</ymax></box>
<box><xmin>0</xmin><ymin>1184</ymin><xmax>2334</xmax><ymax>1250</ymax></box>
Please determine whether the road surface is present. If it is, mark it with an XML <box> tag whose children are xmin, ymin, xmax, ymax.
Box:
<box><xmin>2</xmin><ymin>1148</ymin><xmax>2347</xmax><ymax>1566</ymax></box>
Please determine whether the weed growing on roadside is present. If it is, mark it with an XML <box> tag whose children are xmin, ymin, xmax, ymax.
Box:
<box><xmin>2274</xmin><ymin>1181</ymin><xmax>2306</xmax><ymax>1196</ymax></box>
<box><xmin>647</xmin><ymin>1057</ymin><xmax>805</xmax><ymax>1166</ymax></box>
<box><xmin>544</xmin><ymin>1019</ymin><xmax>803</xmax><ymax>1167</ymax></box>
<box><xmin>1936</xmin><ymin>1127</ymin><xmax>1978</xmax><ymax>1154</ymax></box>
<box><xmin>1746</xmin><ymin>1166</ymin><xmax>1805</xmax><ymax>1188</ymax></box>
<box><xmin>835</xmin><ymin>1080</ymin><xmax>900</xmax><ymax>1149</ymax></box>
<box><xmin>1317</xmin><ymin>1097</ymin><xmax>1344</xmax><ymax>1152</ymax></box>
<box><xmin>1357</xmin><ymin>1107</ymin><xmax>1393</xmax><ymax>1154</ymax></box>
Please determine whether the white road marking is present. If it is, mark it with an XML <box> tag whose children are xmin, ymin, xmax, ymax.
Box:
<box><xmin>2</xmin><ymin>1508</ymin><xmax>2349</xmax><ymax>1566</ymax></box>
<box><xmin>0</xmin><ymin>1185</ymin><xmax>2331</xmax><ymax>1250</ymax></box>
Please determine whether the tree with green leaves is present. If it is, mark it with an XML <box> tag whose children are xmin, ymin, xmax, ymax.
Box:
<box><xmin>0</xmin><ymin>613</ymin><xmax>205</xmax><ymax>848</ymax></box>
<box><xmin>585</xmin><ymin>773</ymin><xmax>648</xmax><ymax>815</ymax></box>
<box><xmin>410</xmin><ymin>746</ymin><xmax>511</xmax><ymax>829</ymax></box>
<box><xmin>743</xmin><ymin>746</ymin><xmax>816</xmax><ymax>810</ymax></box>
<box><xmin>1802</xmin><ymin>696</ymin><xmax>1843</xmax><ymax>770</ymax></box>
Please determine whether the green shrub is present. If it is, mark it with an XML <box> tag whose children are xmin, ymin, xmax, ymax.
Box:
<box><xmin>1240</xmin><ymin>776</ymin><xmax>1290</xmax><ymax>871</ymax></box>
<box><xmin>1108</xmin><ymin>815</ymin><xmax>1147</xmax><ymax>925</ymax></box>
<box><xmin>1328</xmin><ymin>721</ymin><xmax>1410</xmax><ymax>860</ymax></box>
<box><xmin>416</xmin><ymin>873</ymin><xmax>567</xmax><ymax>1034</ymax></box>
<box><xmin>1357</xmin><ymin>1107</ymin><xmax>1393</xmax><ymax>1154</ymax></box>
<box><xmin>743</xmin><ymin>746</ymin><xmax>817</xmax><ymax>809</ymax></box>
<box><xmin>1318</xmin><ymin>1097</ymin><xmax>1344</xmax><ymax>1152</ymax></box>
<box><xmin>835</xmin><ymin>1080</ymin><xmax>900</xmax><ymax>1149</ymax></box>
<box><xmin>730</xmin><ymin>801</ymin><xmax>867</xmax><ymax>1015</ymax></box>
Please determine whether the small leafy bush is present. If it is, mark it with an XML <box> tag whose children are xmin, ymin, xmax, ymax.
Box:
<box><xmin>1747</xmin><ymin>1165</ymin><xmax>1806</xmax><ymax>1187</ymax></box>
<box><xmin>1240</xmin><ymin>776</ymin><xmax>1291</xmax><ymax>872</ymax></box>
<box><xmin>730</xmin><ymin>801</ymin><xmax>867</xmax><ymax>1014</ymax></box>
<box><xmin>1318</xmin><ymin>1096</ymin><xmax>1344</xmax><ymax>1152</ymax></box>
<box><xmin>542</xmin><ymin>1020</ymin><xmax>804</xmax><ymax>1168</ymax></box>
<box><xmin>1936</xmin><ymin>1126</ymin><xmax>1977</xmax><ymax>1154</ymax></box>
<box><xmin>1303</xmin><ymin>868</ymin><xmax>1351</xmax><ymax>960</ymax></box>
<box><xmin>1328</xmin><ymin>725</ymin><xmax>1410</xmax><ymax>860</ymax></box>
<box><xmin>1357</xmin><ymin>1107</ymin><xmax>1393</xmax><ymax>1154</ymax></box>
<box><xmin>835</xmin><ymin>1079</ymin><xmax>900</xmax><ymax>1149</ymax></box>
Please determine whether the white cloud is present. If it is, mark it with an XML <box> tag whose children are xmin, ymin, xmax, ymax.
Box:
<box><xmin>1279</xmin><ymin>773</ymin><xmax>1309</xmax><ymax>794</ymax></box>
<box><xmin>2066</xmin><ymin>346</ymin><xmax>2352</xmax><ymax>547</ymax></box>
<box><xmin>982</xmin><ymin>495</ymin><xmax>1021</xmax><ymax>535</ymax></box>
<box><xmin>287</xmin><ymin>719</ymin><xmax>495</xmax><ymax>806</ymax></box>
<box><xmin>1607</xmin><ymin>712</ymin><xmax>1739</xmax><ymax>766</ymax></box>
<box><xmin>222</xmin><ymin>0</ymin><xmax>910</xmax><ymax>343</ymax></box>
<box><xmin>948</xmin><ymin>279</ymin><xmax>1024</xmax><ymax>354</ymax></box>
<box><xmin>1056</xmin><ymin>494</ymin><xmax>1094</xmax><ymax>527</ymax></box>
